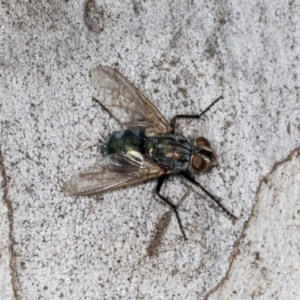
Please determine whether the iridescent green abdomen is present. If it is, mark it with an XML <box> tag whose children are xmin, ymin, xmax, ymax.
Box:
<box><xmin>102</xmin><ymin>129</ymin><xmax>145</xmax><ymax>156</ymax></box>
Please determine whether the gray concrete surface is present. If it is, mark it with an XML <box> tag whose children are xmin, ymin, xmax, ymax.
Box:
<box><xmin>210</xmin><ymin>148</ymin><xmax>300</xmax><ymax>299</ymax></box>
<box><xmin>1</xmin><ymin>0</ymin><xmax>299</xmax><ymax>299</ymax></box>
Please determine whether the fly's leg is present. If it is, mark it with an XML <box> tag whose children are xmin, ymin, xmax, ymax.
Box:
<box><xmin>92</xmin><ymin>97</ymin><xmax>115</xmax><ymax>119</ymax></box>
<box><xmin>156</xmin><ymin>175</ymin><xmax>187</xmax><ymax>240</ymax></box>
<box><xmin>170</xmin><ymin>95</ymin><xmax>223</xmax><ymax>132</ymax></box>
<box><xmin>181</xmin><ymin>171</ymin><xmax>238</xmax><ymax>220</ymax></box>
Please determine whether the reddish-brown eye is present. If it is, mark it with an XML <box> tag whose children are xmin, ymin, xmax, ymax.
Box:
<box><xmin>196</xmin><ymin>137</ymin><xmax>211</xmax><ymax>148</ymax></box>
<box><xmin>191</xmin><ymin>155</ymin><xmax>207</xmax><ymax>172</ymax></box>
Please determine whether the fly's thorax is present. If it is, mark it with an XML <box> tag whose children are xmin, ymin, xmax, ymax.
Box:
<box><xmin>189</xmin><ymin>137</ymin><xmax>218</xmax><ymax>173</ymax></box>
<box><xmin>143</xmin><ymin>134</ymin><xmax>193</xmax><ymax>173</ymax></box>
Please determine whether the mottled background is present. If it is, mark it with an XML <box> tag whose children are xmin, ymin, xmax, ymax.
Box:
<box><xmin>1</xmin><ymin>1</ymin><xmax>300</xmax><ymax>299</ymax></box>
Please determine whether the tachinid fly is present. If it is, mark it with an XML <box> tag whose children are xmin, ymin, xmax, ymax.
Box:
<box><xmin>64</xmin><ymin>65</ymin><xmax>236</xmax><ymax>239</ymax></box>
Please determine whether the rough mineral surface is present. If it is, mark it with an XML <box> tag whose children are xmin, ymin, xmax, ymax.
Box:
<box><xmin>1</xmin><ymin>1</ymin><xmax>299</xmax><ymax>299</ymax></box>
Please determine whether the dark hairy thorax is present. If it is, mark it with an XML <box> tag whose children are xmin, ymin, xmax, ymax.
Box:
<box><xmin>143</xmin><ymin>134</ymin><xmax>193</xmax><ymax>173</ymax></box>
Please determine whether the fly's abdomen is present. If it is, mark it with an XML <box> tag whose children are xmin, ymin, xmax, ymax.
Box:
<box><xmin>143</xmin><ymin>135</ymin><xmax>192</xmax><ymax>173</ymax></box>
<box><xmin>102</xmin><ymin>129</ymin><xmax>145</xmax><ymax>156</ymax></box>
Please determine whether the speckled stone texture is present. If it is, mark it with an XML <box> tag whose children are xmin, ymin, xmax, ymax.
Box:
<box><xmin>1</xmin><ymin>1</ymin><xmax>299</xmax><ymax>299</ymax></box>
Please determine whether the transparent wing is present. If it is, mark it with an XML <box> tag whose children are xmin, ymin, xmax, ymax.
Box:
<box><xmin>91</xmin><ymin>65</ymin><xmax>172</xmax><ymax>135</ymax></box>
<box><xmin>64</xmin><ymin>153</ymin><xmax>166</xmax><ymax>196</ymax></box>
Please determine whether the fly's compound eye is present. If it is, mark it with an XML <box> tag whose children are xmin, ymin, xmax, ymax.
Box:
<box><xmin>191</xmin><ymin>155</ymin><xmax>207</xmax><ymax>172</ymax></box>
<box><xmin>196</xmin><ymin>136</ymin><xmax>211</xmax><ymax>148</ymax></box>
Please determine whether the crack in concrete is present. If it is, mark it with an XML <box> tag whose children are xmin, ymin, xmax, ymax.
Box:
<box><xmin>0</xmin><ymin>147</ymin><xmax>19</xmax><ymax>300</ymax></box>
<box><xmin>205</xmin><ymin>146</ymin><xmax>300</xmax><ymax>299</ymax></box>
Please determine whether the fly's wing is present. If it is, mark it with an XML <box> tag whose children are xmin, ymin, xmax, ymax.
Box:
<box><xmin>64</xmin><ymin>153</ymin><xmax>166</xmax><ymax>196</ymax></box>
<box><xmin>91</xmin><ymin>65</ymin><xmax>172</xmax><ymax>136</ymax></box>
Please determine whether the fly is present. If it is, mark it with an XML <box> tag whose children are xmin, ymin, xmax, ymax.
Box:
<box><xmin>64</xmin><ymin>65</ymin><xmax>237</xmax><ymax>239</ymax></box>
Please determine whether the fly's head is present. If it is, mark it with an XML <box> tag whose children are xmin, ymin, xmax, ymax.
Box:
<box><xmin>189</xmin><ymin>137</ymin><xmax>218</xmax><ymax>173</ymax></box>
